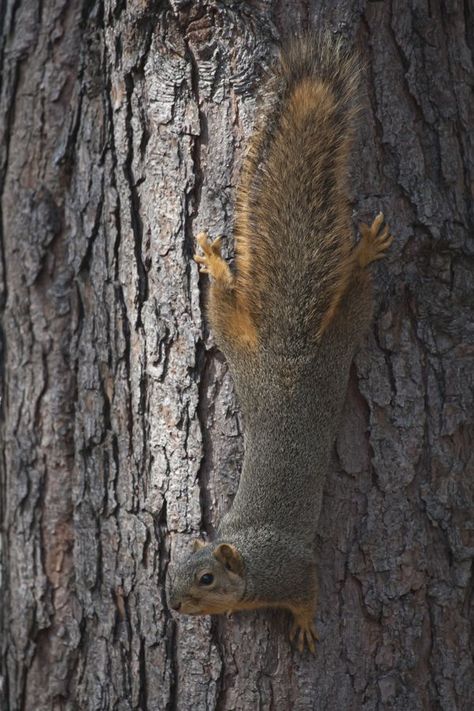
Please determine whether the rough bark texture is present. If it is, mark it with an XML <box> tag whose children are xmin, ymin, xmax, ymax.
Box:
<box><xmin>1</xmin><ymin>1</ymin><xmax>473</xmax><ymax>709</ymax></box>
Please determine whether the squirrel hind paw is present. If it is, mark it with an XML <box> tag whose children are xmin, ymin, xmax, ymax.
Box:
<box><xmin>194</xmin><ymin>232</ymin><xmax>233</xmax><ymax>284</ymax></box>
<box><xmin>289</xmin><ymin>619</ymin><xmax>318</xmax><ymax>655</ymax></box>
<box><xmin>196</xmin><ymin>232</ymin><xmax>223</xmax><ymax>255</ymax></box>
<box><xmin>357</xmin><ymin>213</ymin><xmax>394</xmax><ymax>268</ymax></box>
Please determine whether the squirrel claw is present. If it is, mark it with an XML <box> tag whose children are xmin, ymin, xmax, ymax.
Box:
<box><xmin>210</xmin><ymin>235</ymin><xmax>223</xmax><ymax>251</ymax></box>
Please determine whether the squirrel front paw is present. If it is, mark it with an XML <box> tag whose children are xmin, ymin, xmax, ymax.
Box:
<box><xmin>194</xmin><ymin>232</ymin><xmax>233</xmax><ymax>286</ymax></box>
<box><xmin>289</xmin><ymin>617</ymin><xmax>318</xmax><ymax>655</ymax></box>
<box><xmin>356</xmin><ymin>212</ymin><xmax>393</xmax><ymax>268</ymax></box>
<box><xmin>288</xmin><ymin>603</ymin><xmax>319</xmax><ymax>654</ymax></box>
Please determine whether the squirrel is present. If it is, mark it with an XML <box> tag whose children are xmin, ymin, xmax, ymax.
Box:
<box><xmin>168</xmin><ymin>34</ymin><xmax>393</xmax><ymax>653</ymax></box>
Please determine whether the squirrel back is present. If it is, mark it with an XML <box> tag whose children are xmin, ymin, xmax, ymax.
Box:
<box><xmin>233</xmin><ymin>34</ymin><xmax>360</xmax><ymax>353</ymax></box>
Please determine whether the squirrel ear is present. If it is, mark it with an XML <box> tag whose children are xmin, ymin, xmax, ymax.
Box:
<box><xmin>213</xmin><ymin>543</ymin><xmax>244</xmax><ymax>576</ymax></box>
<box><xmin>192</xmin><ymin>539</ymin><xmax>206</xmax><ymax>552</ymax></box>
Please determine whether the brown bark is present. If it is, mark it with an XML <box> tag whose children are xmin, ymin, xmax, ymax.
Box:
<box><xmin>0</xmin><ymin>1</ymin><xmax>473</xmax><ymax>709</ymax></box>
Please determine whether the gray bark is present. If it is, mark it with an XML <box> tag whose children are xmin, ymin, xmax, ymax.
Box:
<box><xmin>1</xmin><ymin>1</ymin><xmax>473</xmax><ymax>709</ymax></box>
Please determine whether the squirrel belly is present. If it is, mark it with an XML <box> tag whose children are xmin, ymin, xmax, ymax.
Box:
<box><xmin>169</xmin><ymin>34</ymin><xmax>393</xmax><ymax>654</ymax></box>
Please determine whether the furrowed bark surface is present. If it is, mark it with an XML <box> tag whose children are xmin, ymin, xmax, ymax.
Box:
<box><xmin>0</xmin><ymin>1</ymin><xmax>473</xmax><ymax>709</ymax></box>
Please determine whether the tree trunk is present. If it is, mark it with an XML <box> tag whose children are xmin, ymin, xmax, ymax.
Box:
<box><xmin>1</xmin><ymin>1</ymin><xmax>473</xmax><ymax>709</ymax></box>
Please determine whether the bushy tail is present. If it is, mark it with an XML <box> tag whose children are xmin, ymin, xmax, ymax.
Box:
<box><xmin>233</xmin><ymin>33</ymin><xmax>360</xmax><ymax>353</ymax></box>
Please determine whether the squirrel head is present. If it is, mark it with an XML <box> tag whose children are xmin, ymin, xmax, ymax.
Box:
<box><xmin>168</xmin><ymin>540</ymin><xmax>246</xmax><ymax>615</ymax></box>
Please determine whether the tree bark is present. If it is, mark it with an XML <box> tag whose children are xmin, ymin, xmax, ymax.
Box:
<box><xmin>1</xmin><ymin>1</ymin><xmax>473</xmax><ymax>709</ymax></box>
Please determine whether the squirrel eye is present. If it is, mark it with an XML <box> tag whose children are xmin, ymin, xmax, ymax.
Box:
<box><xmin>199</xmin><ymin>573</ymin><xmax>214</xmax><ymax>586</ymax></box>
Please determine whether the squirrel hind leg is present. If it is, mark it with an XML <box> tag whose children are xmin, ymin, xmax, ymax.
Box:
<box><xmin>288</xmin><ymin>599</ymin><xmax>319</xmax><ymax>655</ymax></box>
<box><xmin>194</xmin><ymin>232</ymin><xmax>258</xmax><ymax>350</ymax></box>
<box><xmin>316</xmin><ymin>213</ymin><xmax>393</xmax><ymax>339</ymax></box>
<box><xmin>355</xmin><ymin>212</ymin><xmax>394</xmax><ymax>269</ymax></box>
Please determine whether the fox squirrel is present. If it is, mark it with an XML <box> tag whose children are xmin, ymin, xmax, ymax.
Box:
<box><xmin>168</xmin><ymin>34</ymin><xmax>393</xmax><ymax>653</ymax></box>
